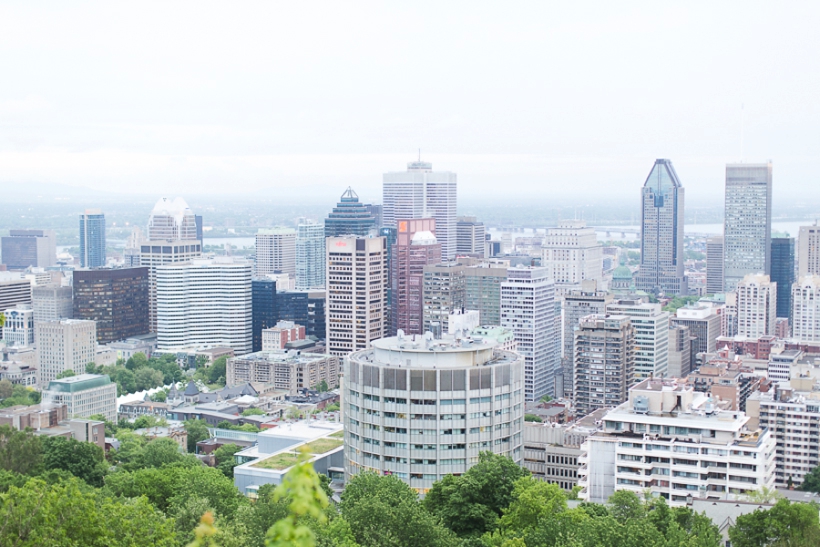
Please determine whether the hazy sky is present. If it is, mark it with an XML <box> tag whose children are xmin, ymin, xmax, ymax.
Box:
<box><xmin>1</xmin><ymin>2</ymin><xmax>819</xmax><ymax>205</ymax></box>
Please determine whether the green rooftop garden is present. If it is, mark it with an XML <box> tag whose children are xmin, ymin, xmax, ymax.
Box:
<box><xmin>304</xmin><ymin>437</ymin><xmax>343</xmax><ymax>454</ymax></box>
<box><xmin>251</xmin><ymin>452</ymin><xmax>301</xmax><ymax>471</ymax></box>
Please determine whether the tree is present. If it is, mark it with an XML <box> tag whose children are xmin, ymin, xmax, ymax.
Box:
<box><xmin>242</xmin><ymin>407</ymin><xmax>266</xmax><ymax>416</ymax></box>
<box><xmin>316</xmin><ymin>380</ymin><xmax>329</xmax><ymax>392</ymax></box>
<box><xmin>0</xmin><ymin>379</ymin><xmax>13</xmax><ymax>399</ymax></box>
<box><xmin>607</xmin><ymin>489</ymin><xmax>645</xmax><ymax>523</ymax></box>
<box><xmin>135</xmin><ymin>367</ymin><xmax>165</xmax><ymax>391</ymax></box>
<box><xmin>214</xmin><ymin>443</ymin><xmax>241</xmax><ymax>478</ymax></box>
<box><xmin>539</xmin><ymin>395</ymin><xmax>553</xmax><ymax>403</ymax></box>
<box><xmin>0</xmin><ymin>425</ymin><xmax>43</xmax><ymax>475</ymax></box>
<box><xmin>742</xmin><ymin>485</ymin><xmax>782</xmax><ymax>504</ymax></box>
<box><xmin>497</xmin><ymin>477</ymin><xmax>567</xmax><ymax>535</ymax></box>
<box><xmin>802</xmin><ymin>465</ymin><xmax>820</xmax><ymax>492</ymax></box>
<box><xmin>56</xmin><ymin>368</ymin><xmax>76</xmax><ymax>379</ymax></box>
<box><xmin>729</xmin><ymin>499</ymin><xmax>820</xmax><ymax>547</ymax></box>
<box><xmin>524</xmin><ymin>414</ymin><xmax>543</xmax><ymax>422</ymax></box>
<box><xmin>42</xmin><ymin>435</ymin><xmax>108</xmax><ymax>487</ymax></box>
<box><xmin>424</xmin><ymin>451</ymin><xmax>530</xmax><ymax>537</ymax></box>
<box><xmin>139</xmin><ymin>438</ymin><xmax>191</xmax><ymax>469</ymax></box>
<box><xmin>126</xmin><ymin>352</ymin><xmax>149</xmax><ymax>371</ymax></box>
<box><xmin>185</xmin><ymin>419</ymin><xmax>211</xmax><ymax>453</ymax></box>
<box><xmin>207</xmin><ymin>356</ymin><xmax>228</xmax><ymax>385</ymax></box>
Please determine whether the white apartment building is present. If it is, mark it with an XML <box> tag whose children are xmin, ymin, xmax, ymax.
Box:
<box><xmin>579</xmin><ymin>378</ymin><xmax>777</xmax><ymax>506</ymax></box>
<box><xmin>2</xmin><ymin>305</ymin><xmax>34</xmax><ymax>347</ymax></box>
<box><xmin>792</xmin><ymin>276</ymin><xmax>820</xmax><ymax>342</ymax></box>
<box><xmin>295</xmin><ymin>221</ymin><xmax>325</xmax><ymax>290</ymax></box>
<box><xmin>42</xmin><ymin>374</ymin><xmax>117</xmax><ymax>421</ymax></box>
<box><xmin>541</xmin><ymin>220</ymin><xmax>603</xmax><ymax>295</ymax></box>
<box><xmin>227</xmin><ymin>350</ymin><xmax>339</xmax><ymax>394</ymax></box>
<box><xmin>325</xmin><ymin>236</ymin><xmax>387</xmax><ymax>357</ymax></box>
<box><xmin>736</xmin><ymin>274</ymin><xmax>777</xmax><ymax>338</ymax></box>
<box><xmin>383</xmin><ymin>161</ymin><xmax>458</xmax><ymax>260</ymax></box>
<box><xmin>256</xmin><ymin>228</ymin><xmax>297</xmax><ymax>278</ymax></box>
<box><xmin>501</xmin><ymin>266</ymin><xmax>557</xmax><ymax>401</ymax></box>
<box><xmin>36</xmin><ymin>319</ymin><xmax>97</xmax><ymax>387</ymax></box>
<box><xmin>156</xmin><ymin>259</ymin><xmax>253</xmax><ymax>355</ymax></box>
<box><xmin>344</xmin><ymin>333</ymin><xmax>525</xmax><ymax>493</ymax></box>
<box><xmin>798</xmin><ymin>223</ymin><xmax>820</xmax><ymax>278</ymax></box>
<box><xmin>606</xmin><ymin>299</ymin><xmax>670</xmax><ymax>383</ymax></box>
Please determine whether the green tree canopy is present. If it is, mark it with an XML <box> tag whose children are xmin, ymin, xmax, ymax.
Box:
<box><xmin>0</xmin><ymin>425</ymin><xmax>43</xmax><ymax>475</ymax></box>
<box><xmin>42</xmin><ymin>435</ymin><xmax>108</xmax><ymax>487</ymax></box>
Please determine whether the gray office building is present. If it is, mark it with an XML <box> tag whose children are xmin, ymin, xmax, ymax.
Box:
<box><xmin>636</xmin><ymin>159</ymin><xmax>687</xmax><ymax>295</ymax></box>
<box><xmin>1</xmin><ymin>230</ymin><xmax>56</xmax><ymax>270</ymax></box>
<box><xmin>706</xmin><ymin>236</ymin><xmax>724</xmax><ymax>295</ymax></box>
<box><xmin>724</xmin><ymin>163</ymin><xmax>772</xmax><ymax>291</ymax></box>
<box><xmin>561</xmin><ymin>280</ymin><xmax>612</xmax><ymax>399</ymax></box>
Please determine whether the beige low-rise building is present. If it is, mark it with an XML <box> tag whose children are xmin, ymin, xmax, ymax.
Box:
<box><xmin>227</xmin><ymin>350</ymin><xmax>339</xmax><ymax>394</ymax></box>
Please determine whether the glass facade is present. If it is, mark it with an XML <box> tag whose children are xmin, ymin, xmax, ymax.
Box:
<box><xmin>324</xmin><ymin>187</ymin><xmax>377</xmax><ymax>238</ymax></box>
<box><xmin>72</xmin><ymin>267</ymin><xmax>149</xmax><ymax>344</ymax></box>
<box><xmin>252</xmin><ymin>279</ymin><xmax>277</xmax><ymax>353</ymax></box>
<box><xmin>770</xmin><ymin>237</ymin><xmax>794</xmax><ymax>319</ymax></box>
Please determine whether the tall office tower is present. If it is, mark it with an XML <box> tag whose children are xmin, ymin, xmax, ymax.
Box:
<box><xmin>736</xmin><ymin>274</ymin><xmax>777</xmax><ymax>338</ymax></box>
<box><xmin>380</xmin><ymin>227</ymin><xmax>398</xmax><ymax>334</ymax></box>
<box><xmin>73</xmin><ymin>268</ymin><xmax>150</xmax><ymax>344</ymax></box>
<box><xmin>392</xmin><ymin>219</ymin><xmax>441</xmax><ymax>336</ymax></box>
<box><xmin>770</xmin><ymin>237</ymin><xmax>795</xmax><ymax>320</ymax></box>
<box><xmin>79</xmin><ymin>209</ymin><xmax>106</xmax><ymax>268</ymax></box>
<box><xmin>275</xmin><ymin>290</ymin><xmax>327</xmax><ymax>341</ymax></box>
<box><xmin>541</xmin><ymin>220</ymin><xmax>603</xmax><ymax>296</ymax></box>
<box><xmin>1</xmin><ymin>230</ymin><xmax>56</xmax><ymax>270</ymax></box>
<box><xmin>324</xmin><ymin>187</ymin><xmax>377</xmax><ymax>238</ymax></box>
<box><xmin>365</xmin><ymin>204</ymin><xmax>383</xmax><ymax>228</ymax></box>
<box><xmin>561</xmin><ymin>280</ymin><xmax>612</xmax><ymax>398</ymax></box>
<box><xmin>667</xmin><ymin>324</ymin><xmax>692</xmax><ymax>378</ymax></box>
<box><xmin>251</xmin><ymin>279</ymin><xmax>277</xmax><ymax>353</ymax></box>
<box><xmin>383</xmin><ymin>161</ymin><xmax>458</xmax><ymax>259</ymax></box>
<box><xmin>606</xmin><ymin>299</ymin><xmax>669</xmax><ymax>383</ymax></box>
<box><xmin>464</xmin><ymin>260</ymin><xmax>508</xmax><ymax>325</ymax></box>
<box><xmin>36</xmin><ymin>319</ymin><xmax>96</xmax><ymax>387</ymax></box>
<box><xmin>501</xmin><ymin>266</ymin><xmax>557</xmax><ymax>401</ymax></box>
<box><xmin>325</xmin><ymin>236</ymin><xmax>387</xmax><ymax>357</ymax></box>
<box><xmin>798</xmin><ymin>223</ymin><xmax>820</xmax><ymax>278</ymax></box>
<box><xmin>636</xmin><ymin>159</ymin><xmax>687</xmax><ymax>295</ymax></box>
<box><xmin>295</xmin><ymin>221</ymin><xmax>325</xmax><ymax>290</ymax></box>
<box><xmin>344</xmin><ymin>334</ymin><xmax>524</xmax><ymax>491</ymax></box>
<box><xmin>147</xmin><ymin>197</ymin><xmax>198</xmax><ymax>240</ymax></box>
<box><xmin>0</xmin><ymin>276</ymin><xmax>32</xmax><ymax>312</ymax></box>
<box><xmin>724</xmin><ymin>163</ymin><xmax>773</xmax><ymax>291</ymax></box>
<box><xmin>195</xmin><ymin>215</ymin><xmax>204</xmax><ymax>243</ymax></box>
<box><xmin>791</xmin><ymin>276</ymin><xmax>820</xmax><ymax>342</ymax></box>
<box><xmin>706</xmin><ymin>236</ymin><xmax>724</xmax><ymax>294</ymax></box>
<box><xmin>422</xmin><ymin>262</ymin><xmax>466</xmax><ymax>335</ymax></box>
<box><xmin>456</xmin><ymin>216</ymin><xmax>486</xmax><ymax>257</ymax></box>
<box><xmin>2</xmin><ymin>305</ymin><xmax>35</xmax><ymax>348</ymax></box>
<box><xmin>256</xmin><ymin>228</ymin><xmax>296</xmax><ymax>278</ymax></box>
<box><xmin>670</xmin><ymin>304</ymin><xmax>721</xmax><ymax>360</ymax></box>
<box><xmin>32</xmin><ymin>284</ymin><xmax>73</xmax><ymax>322</ymax></box>
<box><xmin>156</xmin><ymin>259</ymin><xmax>253</xmax><ymax>355</ymax></box>
<box><xmin>573</xmin><ymin>315</ymin><xmax>635</xmax><ymax>416</ymax></box>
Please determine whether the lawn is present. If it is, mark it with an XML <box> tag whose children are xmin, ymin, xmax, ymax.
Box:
<box><xmin>252</xmin><ymin>452</ymin><xmax>301</xmax><ymax>470</ymax></box>
<box><xmin>329</xmin><ymin>430</ymin><xmax>344</xmax><ymax>439</ymax></box>
<box><xmin>303</xmin><ymin>437</ymin><xmax>344</xmax><ymax>454</ymax></box>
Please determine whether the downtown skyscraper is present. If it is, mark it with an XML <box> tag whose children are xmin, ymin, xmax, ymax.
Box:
<box><xmin>79</xmin><ymin>209</ymin><xmax>106</xmax><ymax>268</ymax></box>
<box><xmin>636</xmin><ymin>159</ymin><xmax>687</xmax><ymax>295</ymax></box>
<box><xmin>324</xmin><ymin>187</ymin><xmax>377</xmax><ymax>238</ymax></box>
<box><xmin>296</xmin><ymin>220</ymin><xmax>325</xmax><ymax>290</ymax></box>
<box><xmin>724</xmin><ymin>163</ymin><xmax>773</xmax><ymax>291</ymax></box>
<box><xmin>383</xmin><ymin>160</ymin><xmax>457</xmax><ymax>260</ymax></box>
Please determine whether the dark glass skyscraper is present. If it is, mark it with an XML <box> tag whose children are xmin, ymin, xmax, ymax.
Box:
<box><xmin>79</xmin><ymin>209</ymin><xmax>106</xmax><ymax>268</ymax></box>
<box><xmin>771</xmin><ymin>237</ymin><xmax>795</xmax><ymax>319</ymax></box>
<box><xmin>636</xmin><ymin>159</ymin><xmax>687</xmax><ymax>295</ymax></box>
<box><xmin>251</xmin><ymin>279</ymin><xmax>277</xmax><ymax>352</ymax></box>
<box><xmin>73</xmin><ymin>267</ymin><xmax>149</xmax><ymax>343</ymax></box>
<box><xmin>324</xmin><ymin>187</ymin><xmax>377</xmax><ymax>238</ymax></box>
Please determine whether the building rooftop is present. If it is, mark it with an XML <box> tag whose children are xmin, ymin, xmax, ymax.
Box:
<box><xmin>45</xmin><ymin>374</ymin><xmax>112</xmax><ymax>393</ymax></box>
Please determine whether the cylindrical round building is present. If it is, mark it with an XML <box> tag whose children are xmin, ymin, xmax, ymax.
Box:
<box><xmin>344</xmin><ymin>332</ymin><xmax>525</xmax><ymax>493</ymax></box>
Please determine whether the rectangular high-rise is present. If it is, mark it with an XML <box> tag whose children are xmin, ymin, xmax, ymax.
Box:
<box><xmin>32</xmin><ymin>284</ymin><xmax>73</xmax><ymax>322</ymax></box>
<box><xmin>325</xmin><ymin>236</ymin><xmax>386</xmax><ymax>356</ymax></box>
<box><xmin>501</xmin><ymin>266</ymin><xmax>557</xmax><ymax>400</ymax></box>
<box><xmin>736</xmin><ymin>273</ymin><xmax>777</xmax><ymax>338</ymax></box>
<box><xmin>705</xmin><ymin>236</ymin><xmax>724</xmax><ymax>295</ymax></box>
<box><xmin>392</xmin><ymin>218</ymin><xmax>441</xmax><ymax>335</ymax></box>
<box><xmin>464</xmin><ymin>260</ymin><xmax>508</xmax><ymax>326</ymax></box>
<box><xmin>791</xmin><ymin>276</ymin><xmax>820</xmax><ymax>342</ymax></box>
<box><xmin>562</xmin><ymin>281</ymin><xmax>612</xmax><ymax>398</ymax></box>
<box><xmin>1</xmin><ymin>230</ymin><xmax>56</xmax><ymax>270</ymax></box>
<box><xmin>422</xmin><ymin>262</ymin><xmax>465</xmax><ymax>335</ymax></box>
<box><xmin>606</xmin><ymin>299</ymin><xmax>669</xmax><ymax>383</ymax></box>
<box><xmin>542</xmin><ymin>220</ymin><xmax>603</xmax><ymax>295</ymax></box>
<box><xmin>636</xmin><ymin>159</ymin><xmax>687</xmax><ymax>295</ymax></box>
<box><xmin>455</xmin><ymin>216</ymin><xmax>486</xmax><ymax>257</ymax></box>
<box><xmin>295</xmin><ymin>221</ymin><xmax>325</xmax><ymax>290</ymax></box>
<box><xmin>0</xmin><ymin>277</ymin><xmax>32</xmax><ymax>312</ymax></box>
<box><xmin>73</xmin><ymin>267</ymin><xmax>150</xmax><ymax>344</ymax></box>
<box><xmin>798</xmin><ymin>223</ymin><xmax>820</xmax><ymax>278</ymax></box>
<box><xmin>770</xmin><ymin>237</ymin><xmax>794</xmax><ymax>320</ymax></box>
<box><xmin>383</xmin><ymin>161</ymin><xmax>458</xmax><ymax>260</ymax></box>
<box><xmin>724</xmin><ymin>163</ymin><xmax>773</xmax><ymax>291</ymax></box>
<box><xmin>251</xmin><ymin>279</ymin><xmax>277</xmax><ymax>353</ymax></box>
<box><xmin>36</xmin><ymin>319</ymin><xmax>97</xmax><ymax>387</ymax></box>
<box><xmin>79</xmin><ymin>209</ymin><xmax>106</xmax><ymax>268</ymax></box>
<box><xmin>256</xmin><ymin>228</ymin><xmax>296</xmax><ymax>278</ymax></box>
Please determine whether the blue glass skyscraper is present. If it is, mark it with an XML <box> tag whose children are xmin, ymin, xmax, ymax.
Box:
<box><xmin>79</xmin><ymin>209</ymin><xmax>106</xmax><ymax>268</ymax></box>
<box><xmin>770</xmin><ymin>237</ymin><xmax>795</xmax><ymax>319</ymax></box>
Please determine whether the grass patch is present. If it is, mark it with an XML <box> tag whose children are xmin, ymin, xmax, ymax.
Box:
<box><xmin>304</xmin><ymin>437</ymin><xmax>344</xmax><ymax>454</ymax></box>
<box><xmin>252</xmin><ymin>452</ymin><xmax>301</xmax><ymax>470</ymax></box>
<box><xmin>329</xmin><ymin>431</ymin><xmax>344</xmax><ymax>439</ymax></box>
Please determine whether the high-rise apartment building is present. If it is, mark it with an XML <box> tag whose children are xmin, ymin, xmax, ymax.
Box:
<box><xmin>344</xmin><ymin>334</ymin><xmax>525</xmax><ymax>492</ymax></box>
<box><xmin>791</xmin><ymin>276</ymin><xmax>820</xmax><ymax>342</ymax></box>
<box><xmin>383</xmin><ymin>161</ymin><xmax>458</xmax><ymax>259</ymax></box>
<box><xmin>636</xmin><ymin>159</ymin><xmax>687</xmax><ymax>295</ymax></box>
<box><xmin>770</xmin><ymin>237</ymin><xmax>795</xmax><ymax>320</ymax></box>
<box><xmin>606</xmin><ymin>299</ymin><xmax>669</xmax><ymax>383</ymax></box>
<box><xmin>724</xmin><ymin>163</ymin><xmax>773</xmax><ymax>291</ymax></box>
<box><xmin>31</xmin><ymin>284</ymin><xmax>73</xmax><ymax>322</ymax></box>
<box><xmin>324</xmin><ymin>187</ymin><xmax>377</xmax><ymax>238</ymax></box>
<box><xmin>464</xmin><ymin>260</ymin><xmax>508</xmax><ymax>326</ymax></box>
<box><xmin>1</xmin><ymin>230</ymin><xmax>56</xmax><ymax>270</ymax></box>
<box><xmin>706</xmin><ymin>236</ymin><xmax>724</xmax><ymax>295</ymax></box>
<box><xmin>573</xmin><ymin>314</ymin><xmax>635</xmax><ymax>416</ymax></box>
<box><xmin>736</xmin><ymin>273</ymin><xmax>777</xmax><ymax>338</ymax></box>
<box><xmin>256</xmin><ymin>228</ymin><xmax>296</xmax><ymax>278</ymax></box>
<box><xmin>667</xmin><ymin>324</ymin><xmax>693</xmax><ymax>378</ymax></box>
<box><xmin>156</xmin><ymin>259</ymin><xmax>253</xmax><ymax>355</ymax></box>
<box><xmin>295</xmin><ymin>221</ymin><xmax>325</xmax><ymax>290</ymax></box>
<box><xmin>325</xmin><ymin>236</ymin><xmax>386</xmax><ymax>356</ymax></box>
<box><xmin>2</xmin><ymin>305</ymin><xmax>35</xmax><ymax>348</ymax></box>
<box><xmin>392</xmin><ymin>218</ymin><xmax>441</xmax><ymax>336</ymax></box>
<box><xmin>798</xmin><ymin>223</ymin><xmax>820</xmax><ymax>278</ymax></box>
<box><xmin>36</xmin><ymin>319</ymin><xmax>97</xmax><ymax>387</ymax></box>
<box><xmin>73</xmin><ymin>267</ymin><xmax>150</xmax><ymax>344</ymax></box>
<box><xmin>562</xmin><ymin>281</ymin><xmax>612</xmax><ymax>398</ymax></box>
<box><xmin>541</xmin><ymin>220</ymin><xmax>603</xmax><ymax>295</ymax></box>
<box><xmin>79</xmin><ymin>209</ymin><xmax>106</xmax><ymax>268</ymax></box>
<box><xmin>422</xmin><ymin>262</ymin><xmax>465</xmax><ymax>335</ymax></box>
<box><xmin>455</xmin><ymin>216</ymin><xmax>486</xmax><ymax>257</ymax></box>
<box><xmin>501</xmin><ymin>266</ymin><xmax>557</xmax><ymax>401</ymax></box>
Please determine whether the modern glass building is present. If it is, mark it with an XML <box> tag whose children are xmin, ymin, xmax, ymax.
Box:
<box><xmin>252</xmin><ymin>279</ymin><xmax>277</xmax><ymax>353</ymax></box>
<box><xmin>636</xmin><ymin>159</ymin><xmax>687</xmax><ymax>295</ymax></box>
<box><xmin>296</xmin><ymin>221</ymin><xmax>325</xmax><ymax>290</ymax></box>
<box><xmin>770</xmin><ymin>237</ymin><xmax>795</xmax><ymax>319</ymax></box>
<box><xmin>79</xmin><ymin>209</ymin><xmax>106</xmax><ymax>268</ymax></box>
<box><xmin>73</xmin><ymin>267</ymin><xmax>150</xmax><ymax>344</ymax></box>
<box><xmin>324</xmin><ymin>187</ymin><xmax>377</xmax><ymax>238</ymax></box>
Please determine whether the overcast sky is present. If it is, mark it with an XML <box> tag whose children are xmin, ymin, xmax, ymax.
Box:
<box><xmin>1</xmin><ymin>2</ymin><xmax>818</xmax><ymax>205</ymax></box>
